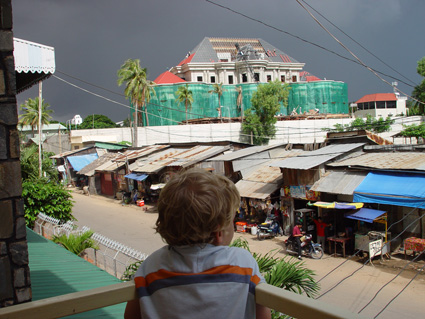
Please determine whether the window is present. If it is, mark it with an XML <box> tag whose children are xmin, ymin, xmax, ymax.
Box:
<box><xmin>211</xmin><ymin>76</ymin><xmax>216</xmax><ymax>83</ymax></box>
<box><xmin>387</xmin><ymin>101</ymin><xmax>396</xmax><ymax>108</ymax></box>
<box><xmin>267</xmin><ymin>75</ymin><xmax>272</xmax><ymax>82</ymax></box>
<box><xmin>254</xmin><ymin>73</ymin><xmax>260</xmax><ymax>82</ymax></box>
<box><xmin>292</xmin><ymin>75</ymin><xmax>297</xmax><ymax>82</ymax></box>
<box><xmin>197</xmin><ymin>76</ymin><xmax>203</xmax><ymax>82</ymax></box>
<box><xmin>358</xmin><ymin>103</ymin><xmax>364</xmax><ymax>110</ymax></box>
<box><xmin>228</xmin><ymin>75</ymin><xmax>234</xmax><ymax>84</ymax></box>
<box><xmin>242</xmin><ymin>74</ymin><xmax>248</xmax><ymax>83</ymax></box>
<box><xmin>281</xmin><ymin>75</ymin><xmax>285</xmax><ymax>83</ymax></box>
<box><xmin>376</xmin><ymin>101</ymin><xmax>385</xmax><ymax>109</ymax></box>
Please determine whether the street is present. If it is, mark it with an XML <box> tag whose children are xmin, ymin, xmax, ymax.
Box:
<box><xmin>71</xmin><ymin>191</ymin><xmax>425</xmax><ymax>319</ymax></box>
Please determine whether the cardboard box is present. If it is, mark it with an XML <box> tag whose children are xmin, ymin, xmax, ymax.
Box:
<box><xmin>236</xmin><ymin>221</ymin><xmax>247</xmax><ymax>232</ymax></box>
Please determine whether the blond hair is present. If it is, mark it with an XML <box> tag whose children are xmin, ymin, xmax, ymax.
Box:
<box><xmin>155</xmin><ymin>168</ymin><xmax>240</xmax><ymax>246</ymax></box>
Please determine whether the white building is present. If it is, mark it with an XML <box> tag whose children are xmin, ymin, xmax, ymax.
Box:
<box><xmin>354</xmin><ymin>93</ymin><xmax>407</xmax><ymax>118</ymax></box>
<box><xmin>168</xmin><ymin>37</ymin><xmax>306</xmax><ymax>85</ymax></box>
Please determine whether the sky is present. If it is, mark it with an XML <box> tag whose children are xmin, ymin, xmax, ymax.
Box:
<box><xmin>12</xmin><ymin>0</ymin><xmax>425</xmax><ymax>123</ymax></box>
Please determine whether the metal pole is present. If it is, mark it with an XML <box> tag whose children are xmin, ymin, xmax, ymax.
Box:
<box><xmin>38</xmin><ymin>81</ymin><xmax>43</xmax><ymax>178</ymax></box>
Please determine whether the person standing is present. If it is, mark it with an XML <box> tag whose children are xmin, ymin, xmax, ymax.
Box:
<box><xmin>292</xmin><ymin>223</ymin><xmax>303</xmax><ymax>260</ymax></box>
<box><xmin>313</xmin><ymin>217</ymin><xmax>329</xmax><ymax>250</ymax></box>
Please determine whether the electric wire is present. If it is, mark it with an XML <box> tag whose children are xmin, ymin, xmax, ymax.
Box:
<box><xmin>357</xmin><ymin>250</ymin><xmax>425</xmax><ymax>314</ymax></box>
<box><xmin>205</xmin><ymin>0</ymin><xmax>418</xmax><ymax>90</ymax></box>
<box><xmin>373</xmin><ymin>263</ymin><xmax>425</xmax><ymax>318</ymax></box>
<box><xmin>299</xmin><ymin>0</ymin><xmax>417</xmax><ymax>87</ymax></box>
<box><xmin>316</xmin><ymin>208</ymin><xmax>425</xmax><ymax>300</ymax></box>
<box><xmin>295</xmin><ymin>0</ymin><xmax>424</xmax><ymax>106</ymax></box>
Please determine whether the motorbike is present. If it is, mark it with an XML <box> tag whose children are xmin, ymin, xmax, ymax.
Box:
<box><xmin>284</xmin><ymin>233</ymin><xmax>324</xmax><ymax>259</ymax></box>
<box><xmin>257</xmin><ymin>216</ymin><xmax>283</xmax><ymax>241</ymax></box>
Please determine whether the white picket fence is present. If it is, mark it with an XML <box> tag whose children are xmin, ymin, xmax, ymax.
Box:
<box><xmin>34</xmin><ymin>213</ymin><xmax>148</xmax><ymax>278</ymax></box>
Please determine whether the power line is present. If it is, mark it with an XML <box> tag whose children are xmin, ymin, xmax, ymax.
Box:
<box><xmin>204</xmin><ymin>0</ymin><xmax>417</xmax><ymax>89</ymax></box>
<box><xmin>299</xmin><ymin>0</ymin><xmax>417</xmax><ymax>87</ymax></box>
<box><xmin>295</xmin><ymin>0</ymin><xmax>424</xmax><ymax>105</ymax></box>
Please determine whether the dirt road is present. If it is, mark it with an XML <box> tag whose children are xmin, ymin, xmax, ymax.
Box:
<box><xmin>71</xmin><ymin>191</ymin><xmax>425</xmax><ymax>319</ymax></box>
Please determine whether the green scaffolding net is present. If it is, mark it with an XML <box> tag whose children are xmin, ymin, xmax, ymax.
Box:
<box><xmin>132</xmin><ymin>81</ymin><xmax>348</xmax><ymax>126</ymax></box>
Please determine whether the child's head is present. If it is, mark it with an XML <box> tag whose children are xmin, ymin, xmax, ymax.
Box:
<box><xmin>155</xmin><ymin>168</ymin><xmax>240</xmax><ymax>246</ymax></box>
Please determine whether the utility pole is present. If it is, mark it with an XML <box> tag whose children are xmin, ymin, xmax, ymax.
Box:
<box><xmin>38</xmin><ymin>81</ymin><xmax>42</xmax><ymax>178</ymax></box>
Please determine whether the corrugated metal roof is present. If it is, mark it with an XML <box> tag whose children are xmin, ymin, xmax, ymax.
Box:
<box><xmin>235</xmin><ymin>180</ymin><xmax>279</xmax><ymax>200</ymax></box>
<box><xmin>166</xmin><ymin>145</ymin><xmax>230</xmax><ymax>168</ymax></box>
<box><xmin>113</xmin><ymin>145</ymin><xmax>170</xmax><ymax>162</ymax></box>
<box><xmin>78</xmin><ymin>153</ymin><xmax>118</xmax><ymax>176</ymax></box>
<box><xmin>328</xmin><ymin>152</ymin><xmax>425</xmax><ymax>171</ymax></box>
<box><xmin>271</xmin><ymin>143</ymin><xmax>364</xmax><ymax>170</ymax></box>
<box><xmin>95</xmin><ymin>159</ymin><xmax>125</xmax><ymax>172</ymax></box>
<box><xmin>131</xmin><ymin>148</ymin><xmax>189</xmax><ymax>173</ymax></box>
<box><xmin>208</xmin><ymin>144</ymin><xmax>287</xmax><ymax>161</ymax></box>
<box><xmin>242</xmin><ymin>162</ymin><xmax>283</xmax><ymax>184</ymax></box>
<box><xmin>50</xmin><ymin>147</ymin><xmax>94</xmax><ymax>159</ymax></box>
<box><xmin>310</xmin><ymin>171</ymin><xmax>368</xmax><ymax>195</ymax></box>
<box><xmin>236</xmin><ymin>149</ymin><xmax>304</xmax><ymax>174</ymax></box>
<box><xmin>27</xmin><ymin>228</ymin><xmax>125</xmax><ymax>318</ymax></box>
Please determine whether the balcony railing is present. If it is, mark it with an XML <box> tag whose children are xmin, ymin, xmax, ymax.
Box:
<box><xmin>0</xmin><ymin>281</ymin><xmax>367</xmax><ymax>319</ymax></box>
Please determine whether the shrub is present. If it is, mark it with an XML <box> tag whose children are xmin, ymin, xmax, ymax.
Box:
<box><xmin>22</xmin><ymin>179</ymin><xmax>74</xmax><ymax>228</ymax></box>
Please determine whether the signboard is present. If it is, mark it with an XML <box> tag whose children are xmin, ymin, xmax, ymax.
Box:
<box><xmin>282</xmin><ymin>185</ymin><xmax>319</xmax><ymax>200</ymax></box>
<box><xmin>369</xmin><ymin>239</ymin><xmax>383</xmax><ymax>259</ymax></box>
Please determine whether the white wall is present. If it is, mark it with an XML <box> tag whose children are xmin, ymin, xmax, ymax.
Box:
<box><xmin>70</xmin><ymin>116</ymin><xmax>423</xmax><ymax>147</ymax></box>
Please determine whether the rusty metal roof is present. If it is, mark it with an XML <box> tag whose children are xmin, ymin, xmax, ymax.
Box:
<box><xmin>235</xmin><ymin>180</ymin><xmax>280</xmax><ymax>200</ymax></box>
<box><xmin>310</xmin><ymin>171</ymin><xmax>368</xmax><ymax>195</ymax></box>
<box><xmin>113</xmin><ymin>145</ymin><xmax>170</xmax><ymax>162</ymax></box>
<box><xmin>131</xmin><ymin>146</ymin><xmax>229</xmax><ymax>173</ymax></box>
<box><xmin>271</xmin><ymin>143</ymin><xmax>365</xmax><ymax>170</ymax></box>
<box><xmin>208</xmin><ymin>143</ymin><xmax>287</xmax><ymax>161</ymax></box>
<box><xmin>327</xmin><ymin>152</ymin><xmax>425</xmax><ymax>171</ymax></box>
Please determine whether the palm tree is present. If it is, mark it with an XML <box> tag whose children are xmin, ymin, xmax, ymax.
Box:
<box><xmin>19</xmin><ymin>97</ymin><xmax>53</xmax><ymax>137</ymax></box>
<box><xmin>175</xmin><ymin>84</ymin><xmax>194</xmax><ymax>124</ymax></box>
<box><xmin>236</xmin><ymin>86</ymin><xmax>243</xmax><ymax>122</ymax></box>
<box><xmin>231</xmin><ymin>237</ymin><xmax>319</xmax><ymax>318</ymax></box>
<box><xmin>53</xmin><ymin>230</ymin><xmax>99</xmax><ymax>257</ymax></box>
<box><xmin>209</xmin><ymin>83</ymin><xmax>225</xmax><ymax>122</ymax></box>
<box><xmin>117</xmin><ymin>59</ymin><xmax>156</xmax><ymax>145</ymax></box>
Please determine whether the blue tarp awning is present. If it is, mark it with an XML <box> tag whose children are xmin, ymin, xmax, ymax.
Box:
<box><xmin>353</xmin><ymin>172</ymin><xmax>425</xmax><ymax>209</ymax></box>
<box><xmin>125</xmin><ymin>173</ymin><xmax>148</xmax><ymax>181</ymax></box>
<box><xmin>345</xmin><ymin>208</ymin><xmax>386</xmax><ymax>223</ymax></box>
<box><xmin>68</xmin><ymin>153</ymin><xmax>98</xmax><ymax>172</ymax></box>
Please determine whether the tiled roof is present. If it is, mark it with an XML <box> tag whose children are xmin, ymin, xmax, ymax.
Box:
<box><xmin>300</xmin><ymin>71</ymin><xmax>321</xmax><ymax>82</ymax></box>
<box><xmin>154</xmin><ymin>71</ymin><xmax>186</xmax><ymax>84</ymax></box>
<box><xmin>185</xmin><ymin>37</ymin><xmax>300</xmax><ymax>64</ymax></box>
<box><xmin>356</xmin><ymin>93</ymin><xmax>397</xmax><ymax>104</ymax></box>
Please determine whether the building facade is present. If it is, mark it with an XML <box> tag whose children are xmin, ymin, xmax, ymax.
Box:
<box><xmin>354</xmin><ymin>93</ymin><xmax>408</xmax><ymax>118</ymax></box>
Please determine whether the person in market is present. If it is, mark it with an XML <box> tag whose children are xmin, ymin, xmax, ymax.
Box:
<box><xmin>292</xmin><ymin>223</ymin><xmax>304</xmax><ymax>260</ymax></box>
<box><xmin>313</xmin><ymin>217</ymin><xmax>329</xmax><ymax>251</ymax></box>
<box><xmin>124</xmin><ymin>168</ymin><xmax>271</xmax><ymax>319</ymax></box>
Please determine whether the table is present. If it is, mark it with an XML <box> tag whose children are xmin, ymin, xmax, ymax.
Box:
<box><xmin>404</xmin><ymin>237</ymin><xmax>425</xmax><ymax>259</ymax></box>
<box><xmin>327</xmin><ymin>237</ymin><xmax>350</xmax><ymax>258</ymax></box>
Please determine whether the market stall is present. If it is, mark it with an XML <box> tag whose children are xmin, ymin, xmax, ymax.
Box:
<box><xmin>345</xmin><ymin>208</ymin><xmax>389</xmax><ymax>259</ymax></box>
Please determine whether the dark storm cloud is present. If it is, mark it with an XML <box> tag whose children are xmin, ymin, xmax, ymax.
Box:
<box><xmin>12</xmin><ymin>0</ymin><xmax>425</xmax><ymax>122</ymax></box>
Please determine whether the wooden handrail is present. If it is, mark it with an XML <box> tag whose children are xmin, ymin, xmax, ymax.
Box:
<box><xmin>0</xmin><ymin>282</ymin><xmax>368</xmax><ymax>319</ymax></box>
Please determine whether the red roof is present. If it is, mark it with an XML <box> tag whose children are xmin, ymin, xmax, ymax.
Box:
<box><xmin>154</xmin><ymin>71</ymin><xmax>186</xmax><ymax>84</ymax></box>
<box><xmin>356</xmin><ymin>93</ymin><xmax>397</xmax><ymax>104</ymax></box>
<box><xmin>177</xmin><ymin>53</ymin><xmax>195</xmax><ymax>66</ymax></box>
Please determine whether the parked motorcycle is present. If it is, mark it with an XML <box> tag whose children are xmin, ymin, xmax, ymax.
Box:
<box><xmin>284</xmin><ymin>234</ymin><xmax>324</xmax><ymax>259</ymax></box>
<box><xmin>257</xmin><ymin>216</ymin><xmax>283</xmax><ymax>241</ymax></box>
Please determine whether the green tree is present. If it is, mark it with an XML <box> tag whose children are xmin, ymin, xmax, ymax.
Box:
<box><xmin>175</xmin><ymin>84</ymin><xmax>194</xmax><ymax>124</ymax></box>
<box><xmin>19</xmin><ymin>97</ymin><xmax>53</xmax><ymax>136</ymax></box>
<box><xmin>78</xmin><ymin>114</ymin><xmax>117</xmax><ymax>129</ymax></box>
<box><xmin>242</xmin><ymin>80</ymin><xmax>290</xmax><ymax>145</ymax></box>
<box><xmin>322</xmin><ymin>114</ymin><xmax>394</xmax><ymax>134</ymax></box>
<box><xmin>22</xmin><ymin>180</ymin><xmax>74</xmax><ymax>228</ymax></box>
<box><xmin>117</xmin><ymin>59</ymin><xmax>146</xmax><ymax>146</ymax></box>
<box><xmin>20</xmin><ymin>144</ymin><xmax>58</xmax><ymax>182</ymax></box>
<box><xmin>399</xmin><ymin>123</ymin><xmax>425</xmax><ymax>143</ymax></box>
<box><xmin>53</xmin><ymin>230</ymin><xmax>99</xmax><ymax>257</ymax></box>
<box><xmin>209</xmin><ymin>83</ymin><xmax>225</xmax><ymax>122</ymax></box>
<box><xmin>411</xmin><ymin>57</ymin><xmax>425</xmax><ymax>114</ymax></box>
